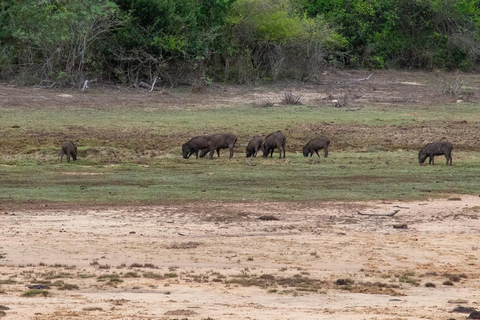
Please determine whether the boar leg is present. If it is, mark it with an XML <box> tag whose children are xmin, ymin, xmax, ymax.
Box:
<box><xmin>446</xmin><ymin>154</ymin><xmax>452</xmax><ymax>166</ymax></box>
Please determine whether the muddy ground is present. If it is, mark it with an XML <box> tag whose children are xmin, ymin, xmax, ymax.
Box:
<box><xmin>1</xmin><ymin>196</ymin><xmax>480</xmax><ymax>319</ymax></box>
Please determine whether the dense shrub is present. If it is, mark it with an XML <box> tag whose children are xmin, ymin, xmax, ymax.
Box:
<box><xmin>0</xmin><ymin>0</ymin><xmax>121</xmax><ymax>85</ymax></box>
<box><xmin>303</xmin><ymin>0</ymin><xmax>480</xmax><ymax>70</ymax></box>
<box><xmin>221</xmin><ymin>0</ymin><xmax>341</xmax><ymax>82</ymax></box>
<box><xmin>1</xmin><ymin>0</ymin><xmax>480</xmax><ymax>86</ymax></box>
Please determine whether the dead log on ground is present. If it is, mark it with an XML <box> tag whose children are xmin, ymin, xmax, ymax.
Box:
<box><xmin>357</xmin><ymin>209</ymin><xmax>399</xmax><ymax>217</ymax></box>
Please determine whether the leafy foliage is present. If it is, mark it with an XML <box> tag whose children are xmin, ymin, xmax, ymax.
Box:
<box><xmin>223</xmin><ymin>0</ymin><xmax>339</xmax><ymax>81</ymax></box>
<box><xmin>303</xmin><ymin>0</ymin><xmax>480</xmax><ymax>70</ymax></box>
<box><xmin>2</xmin><ymin>0</ymin><xmax>480</xmax><ymax>85</ymax></box>
<box><xmin>0</xmin><ymin>0</ymin><xmax>121</xmax><ymax>85</ymax></box>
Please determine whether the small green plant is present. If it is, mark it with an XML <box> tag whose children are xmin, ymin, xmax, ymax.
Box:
<box><xmin>123</xmin><ymin>272</ymin><xmax>140</xmax><ymax>278</ymax></box>
<box><xmin>58</xmin><ymin>283</ymin><xmax>79</xmax><ymax>290</ymax></box>
<box><xmin>164</xmin><ymin>273</ymin><xmax>178</xmax><ymax>278</ymax></box>
<box><xmin>257</xmin><ymin>97</ymin><xmax>275</xmax><ymax>108</ymax></box>
<box><xmin>42</xmin><ymin>271</ymin><xmax>71</xmax><ymax>280</ymax></box>
<box><xmin>443</xmin><ymin>273</ymin><xmax>467</xmax><ymax>282</ymax></box>
<box><xmin>97</xmin><ymin>274</ymin><xmax>123</xmax><ymax>283</ymax></box>
<box><xmin>21</xmin><ymin>289</ymin><xmax>50</xmax><ymax>297</ymax></box>
<box><xmin>398</xmin><ymin>272</ymin><xmax>419</xmax><ymax>286</ymax></box>
<box><xmin>82</xmin><ymin>307</ymin><xmax>103</xmax><ymax>311</ymax></box>
<box><xmin>425</xmin><ymin>282</ymin><xmax>436</xmax><ymax>288</ymax></box>
<box><xmin>280</xmin><ymin>90</ymin><xmax>303</xmax><ymax>105</ymax></box>
<box><xmin>130</xmin><ymin>263</ymin><xmax>158</xmax><ymax>269</ymax></box>
<box><xmin>143</xmin><ymin>272</ymin><xmax>164</xmax><ymax>279</ymax></box>
<box><xmin>443</xmin><ymin>280</ymin><xmax>454</xmax><ymax>286</ymax></box>
<box><xmin>0</xmin><ymin>279</ymin><xmax>16</xmax><ymax>285</ymax></box>
<box><xmin>98</xmin><ymin>264</ymin><xmax>110</xmax><ymax>270</ymax></box>
<box><xmin>438</xmin><ymin>74</ymin><xmax>469</xmax><ymax>96</ymax></box>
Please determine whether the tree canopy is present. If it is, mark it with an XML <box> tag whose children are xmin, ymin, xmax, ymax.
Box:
<box><xmin>1</xmin><ymin>0</ymin><xmax>479</xmax><ymax>86</ymax></box>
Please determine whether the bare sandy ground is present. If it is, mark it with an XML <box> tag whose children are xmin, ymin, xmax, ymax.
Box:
<box><xmin>1</xmin><ymin>196</ymin><xmax>480</xmax><ymax>319</ymax></box>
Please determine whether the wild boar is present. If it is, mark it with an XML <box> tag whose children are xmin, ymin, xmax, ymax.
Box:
<box><xmin>200</xmin><ymin>133</ymin><xmax>238</xmax><ymax>159</ymax></box>
<box><xmin>263</xmin><ymin>131</ymin><xmax>286</xmax><ymax>158</ymax></box>
<box><xmin>182</xmin><ymin>135</ymin><xmax>210</xmax><ymax>159</ymax></box>
<box><xmin>418</xmin><ymin>141</ymin><xmax>453</xmax><ymax>166</ymax></box>
<box><xmin>60</xmin><ymin>141</ymin><xmax>77</xmax><ymax>163</ymax></box>
<box><xmin>246</xmin><ymin>136</ymin><xmax>263</xmax><ymax>157</ymax></box>
<box><xmin>303</xmin><ymin>137</ymin><xmax>330</xmax><ymax>158</ymax></box>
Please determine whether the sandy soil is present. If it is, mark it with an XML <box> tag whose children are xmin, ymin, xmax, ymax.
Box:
<box><xmin>2</xmin><ymin>70</ymin><xmax>480</xmax><ymax>110</ymax></box>
<box><xmin>1</xmin><ymin>196</ymin><xmax>480</xmax><ymax>319</ymax></box>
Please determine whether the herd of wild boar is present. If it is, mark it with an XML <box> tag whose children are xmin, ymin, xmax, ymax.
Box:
<box><xmin>60</xmin><ymin>131</ymin><xmax>454</xmax><ymax>166</ymax></box>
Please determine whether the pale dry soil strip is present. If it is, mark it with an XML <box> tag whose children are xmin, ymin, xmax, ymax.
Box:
<box><xmin>0</xmin><ymin>196</ymin><xmax>479</xmax><ymax>319</ymax></box>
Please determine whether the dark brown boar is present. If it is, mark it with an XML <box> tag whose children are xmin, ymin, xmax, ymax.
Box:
<box><xmin>303</xmin><ymin>137</ymin><xmax>330</xmax><ymax>158</ymax></box>
<box><xmin>246</xmin><ymin>136</ymin><xmax>263</xmax><ymax>157</ymax></box>
<box><xmin>262</xmin><ymin>131</ymin><xmax>286</xmax><ymax>158</ymax></box>
<box><xmin>60</xmin><ymin>141</ymin><xmax>77</xmax><ymax>163</ymax></box>
<box><xmin>199</xmin><ymin>133</ymin><xmax>238</xmax><ymax>159</ymax></box>
<box><xmin>182</xmin><ymin>135</ymin><xmax>210</xmax><ymax>159</ymax></box>
<box><xmin>418</xmin><ymin>141</ymin><xmax>453</xmax><ymax>166</ymax></box>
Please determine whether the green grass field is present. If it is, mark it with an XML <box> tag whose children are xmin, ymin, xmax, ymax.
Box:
<box><xmin>0</xmin><ymin>149</ymin><xmax>478</xmax><ymax>204</ymax></box>
<box><xmin>1</xmin><ymin>87</ymin><xmax>479</xmax><ymax>204</ymax></box>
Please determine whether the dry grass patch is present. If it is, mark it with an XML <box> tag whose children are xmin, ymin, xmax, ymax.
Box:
<box><xmin>21</xmin><ymin>289</ymin><xmax>50</xmax><ymax>297</ymax></box>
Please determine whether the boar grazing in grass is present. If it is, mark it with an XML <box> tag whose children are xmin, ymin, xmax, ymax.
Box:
<box><xmin>182</xmin><ymin>135</ymin><xmax>210</xmax><ymax>159</ymax></box>
<box><xmin>263</xmin><ymin>131</ymin><xmax>286</xmax><ymax>158</ymax></box>
<box><xmin>418</xmin><ymin>141</ymin><xmax>453</xmax><ymax>166</ymax></box>
<box><xmin>303</xmin><ymin>137</ymin><xmax>330</xmax><ymax>158</ymax></box>
<box><xmin>200</xmin><ymin>133</ymin><xmax>238</xmax><ymax>159</ymax></box>
<box><xmin>246</xmin><ymin>136</ymin><xmax>263</xmax><ymax>157</ymax></box>
<box><xmin>60</xmin><ymin>141</ymin><xmax>77</xmax><ymax>163</ymax></box>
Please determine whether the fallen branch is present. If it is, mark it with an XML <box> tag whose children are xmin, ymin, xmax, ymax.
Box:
<box><xmin>148</xmin><ymin>75</ymin><xmax>158</xmax><ymax>93</ymax></box>
<box><xmin>37</xmin><ymin>80</ymin><xmax>59</xmax><ymax>88</ymax></box>
<box><xmin>137</xmin><ymin>81</ymin><xmax>150</xmax><ymax>89</ymax></box>
<box><xmin>81</xmin><ymin>78</ymin><xmax>97</xmax><ymax>91</ymax></box>
<box><xmin>357</xmin><ymin>209</ymin><xmax>399</xmax><ymax>217</ymax></box>
<box><xmin>341</xmin><ymin>73</ymin><xmax>373</xmax><ymax>82</ymax></box>
<box><xmin>245</xmin><ymin>159</ymin><xmax>257</xmax><ymax>166</ymax></box>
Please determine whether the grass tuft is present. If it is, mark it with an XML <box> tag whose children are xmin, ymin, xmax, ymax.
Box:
<box><xmin>21</xmin><ymin>289</ymin><xmax>50</xmax><ymax>297</ymax></box>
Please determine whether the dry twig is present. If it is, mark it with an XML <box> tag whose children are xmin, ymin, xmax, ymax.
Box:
<box><xmin>357</xmin><ymin>209</ymin><xmax>399</xmax><ymax>217</ymax></box>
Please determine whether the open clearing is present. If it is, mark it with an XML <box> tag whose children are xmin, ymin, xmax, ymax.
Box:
<box><xmin>1</xmin><ymin>197</ymin><xmax>480</xmax><ymax>319</ymax></box>
<box><xmin>1</xmin><ymin>70</ymin><xmax>480</xmax><ymax>319</ymax></box>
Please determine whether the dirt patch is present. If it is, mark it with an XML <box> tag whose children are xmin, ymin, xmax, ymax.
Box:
<box><xmin>2</xmin><ymin>70</ymin><xmax>480</xmax><ymax>159</ymax></box>
<box><xmin>0</xmin><ymin>196</ymin><xmax>479</xmax><ymax>319</ymax></box>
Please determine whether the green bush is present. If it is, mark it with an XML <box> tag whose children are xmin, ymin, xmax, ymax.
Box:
<box><xmin>302</xmin><ymin>0</ymin><xmax>480</xmax><ymax>70</ymax></box>
<box><xmin>223</xmin><ymin>0</ymin><xmax>340</xmax><ymax>82</ymax></box>
<box><xmin>2</xmin><ymin>0</ymin><xmax>480</xmax><ymax>85</ymax></box>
